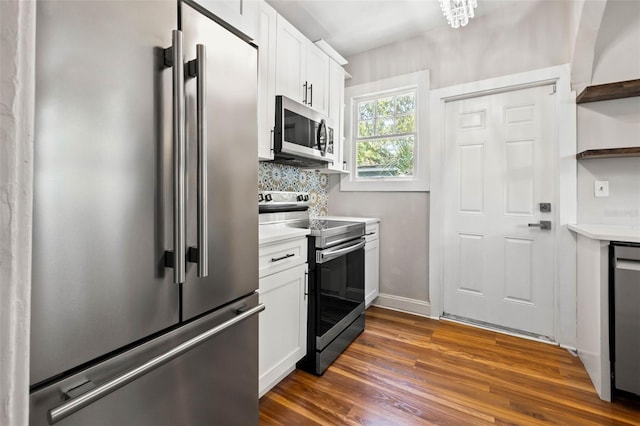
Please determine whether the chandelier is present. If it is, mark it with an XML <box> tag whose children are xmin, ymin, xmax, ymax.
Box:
<box><xmin>439</xmin><ymin>0</ymin><xmax>478</xmax><ymax>28</ymax></box>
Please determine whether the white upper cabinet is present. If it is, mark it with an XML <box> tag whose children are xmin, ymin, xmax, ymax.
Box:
<box><xmin>275</xmin><ymin>15</ymin><xmax>306</xmax><ymax>103</ymax></box>
<box><xmin>304</xmin><ymin>43</ymin><xmax>330</xmax><ymax>115</ymax></box>
<box><xmin>257</xmin><ymin>4</ymin><xmax>345</xmax><ymax>164</ymax></box>
<box><xmin>327</xmin><ymin>59</ymin><xmax>345</xmax><ymax>172</ymax></box>
<box><xmin>257</xmin><ymin>1</ymin><xmax>277</xmax><ymax>160</ymax></box>
<box><xmin>195</xmin><ymin>0</ymin><xmax>259</xmax><ymax>41</ymax></box>
<box><xmin>275</xmin><ymin>15</ymin><xmax>329</xmax><ymax>115</ymax></box>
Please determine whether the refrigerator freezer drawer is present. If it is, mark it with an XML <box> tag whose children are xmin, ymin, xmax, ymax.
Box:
<box><xmin>30</xmin><ymin>294</ymin><xmax>262</xmax><ymax>426</ymax></box>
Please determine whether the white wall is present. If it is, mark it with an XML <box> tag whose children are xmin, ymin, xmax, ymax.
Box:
<box><xmin>328</xmin><ymin>181</ymin><xmax>429</xmax><ymax>303</ymax></box>
<box><xmin>0</xmin><ymin>1</ymin><xmax>35</xmax><ymax>425</ymax></box>
<box><xmin>345</xmin><ymin>0</ymin><xmax>571</xmax><ymax>90</ymax></box>
<box><xmin>330</xmin><ymin>0</ymin><xmax>572</xmax><ymax>312</ymax></box>
<box><xmin>577</xmin><ymin>0</ymin><xmax>640</xmax><ymax>227</ymax></box>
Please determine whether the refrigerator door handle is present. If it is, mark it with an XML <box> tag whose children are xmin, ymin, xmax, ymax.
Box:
<box><xmin>163</xmin><ymin>30</ymin><xmax>186</xmax><ymax>284</ymax></box>
<box><xmin>195</xmin><ymin>44</ymin><xmax>208</xmax><ymax>277</ymax></box>
<box><xmin>186</xmin><ymin>44</ymin><xmax>208</xmax><ymax>277</ymax></box>
<box><xmin>47</xmin><ymin>303</ymin><xmax>265</xmax><ymax>425</ymax></box>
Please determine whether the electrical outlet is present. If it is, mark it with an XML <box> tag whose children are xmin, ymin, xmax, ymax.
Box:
<box><xmin>594</xmin><ymin>180</ymin><xmax>609</xmax><ymax>197</ymax></box>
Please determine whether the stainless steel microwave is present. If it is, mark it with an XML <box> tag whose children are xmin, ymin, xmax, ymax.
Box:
<box><xmin>273</xmin><ymin>95</ymin><xmax>335</xmax><ymax>167</ymax></box>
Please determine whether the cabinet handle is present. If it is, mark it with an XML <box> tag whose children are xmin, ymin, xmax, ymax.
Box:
<box><xmin>308</xmin><ymin>83</ymin><xmax>313</xmax><ymax>107</ymax></box>
<box><xmin>271</xmin><ymin>253</ymin><xmax>295</xmax><ymax>263</ymax></box>
<box><xmin>303</xmin><ymin>81</ymin><xmax>308</xmax><ymax>104</ymax></box>
<box><xmin>304</xmin><ymin>271</ymin><xmax>308</xmax><ymax>301</ymax></box>
<box><xmin>269</xmin><ymin>129</ymin><xmax>274</xmax><ymax>152</ymax></box>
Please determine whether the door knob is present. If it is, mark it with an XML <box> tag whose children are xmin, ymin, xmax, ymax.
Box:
<box><xmin>528</xmin><ymin>220</ymin><xmax>551</xmax><ymax>230</ymax></box>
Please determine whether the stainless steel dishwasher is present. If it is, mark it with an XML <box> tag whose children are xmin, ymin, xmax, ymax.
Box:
<box><xmin>612</xmin><ymin>242</ymin><xmax>640</xmax><ymax>397</ymax></box>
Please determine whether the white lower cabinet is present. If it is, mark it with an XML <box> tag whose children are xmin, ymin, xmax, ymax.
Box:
<box><xmin>364</xmin><ymin>222</ymin><xmax>380</xmax><ymax>307</ymax></box>
<box><xmin>258</xmin><ymin>241</ymin><xmax>308</xmax><ymax>397</ymax></box>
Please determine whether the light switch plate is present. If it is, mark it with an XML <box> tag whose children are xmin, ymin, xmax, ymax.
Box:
<box><xmin>594</xmin><ymin>180</ymin><xmax>609</xmax><ymax>197</ymax></box>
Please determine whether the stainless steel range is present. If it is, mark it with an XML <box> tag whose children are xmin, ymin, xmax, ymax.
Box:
<box><xmin>259</xmin><ymin>191</ymin><xmax>366</xmax><ymax>375</ymax></box>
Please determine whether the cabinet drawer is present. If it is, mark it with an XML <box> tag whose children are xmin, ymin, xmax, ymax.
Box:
<box><xmin>364</xmin><ymin>223</ymin><xmax>379</xmax><ymax>243</ymax></box>
<box><xmin>259</xmin><ymin>238</ymin><xmax>307</xmax><ymax>278</ymax></box>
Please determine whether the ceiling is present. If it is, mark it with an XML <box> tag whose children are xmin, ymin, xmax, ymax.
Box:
<box><xmin>265</xmin><ymin>0</ymin><xmax>515</xmax><ymax>58</ymax></box>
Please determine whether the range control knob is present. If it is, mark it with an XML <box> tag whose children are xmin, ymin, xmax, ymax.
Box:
<box><xmin>296</xmin><ymin>194</ymin><xmax>304</xmax><ymax>201</ymax></box>
<box><xmin>265</xmin><ymin>193</ymin><xmax>273</xmax><ymax>202</ymax></box>
<box><xmin>258</xmin><ymin>193</ymin><xmax>264</xmax><ymax>202</ymax></box>
<box><xmin>303</xmin><ymin>195</ymin><xmax>309</xmax><ymax>201</ymax></box>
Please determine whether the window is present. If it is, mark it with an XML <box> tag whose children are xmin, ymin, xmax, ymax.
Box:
<box><xmin>355</xmin><ymin>91</ymin><xmax>416</xmax><ymax>178</ymax></box>
<box><xmin>341</xmin><ymin>70</ymin><xmax>429</xmax><ymax>192</ymax></box>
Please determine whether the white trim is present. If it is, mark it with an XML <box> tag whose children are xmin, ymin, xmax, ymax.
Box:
<box><xmin>0</xmin><ymin>1</ymin><xmax>35</xmax><ymax>425</ymax></box>
<box><xmin>440</xmin><ymin>317</ymin><xmax>559</xmax><ymax>346</ymax></box>
<box><xmin>259</xmin><ymin>365</ymin><xmax>295</xmax><ymax>398</ymax></box>
<box><xmin>340</xmin><ymin>70</ymin><xmax>430</xmax><ymax>192</ymax></box>
<box><xmin>313</xmin><ymin>39</ymin><xmax>348</xmax><ymax>66</ymax></box>
<box><xmin>428</xmin><ymin>64</ymin><xmax>577</xmax><ymax>348</ymax></box>
<box><xmin>371</xmin><ymin>293</ymin><xmax>431</xmax><ymax>318</ymax></box>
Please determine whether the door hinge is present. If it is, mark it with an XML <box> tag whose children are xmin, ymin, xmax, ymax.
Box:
<box><xmin>550</xmin><ymin>84</ymin><xmax>557</xmax><ymax>95</ymax></box>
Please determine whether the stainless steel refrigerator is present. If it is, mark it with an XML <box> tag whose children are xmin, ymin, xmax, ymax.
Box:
<box><xmin>30</xmin><ymin>1</ymin><xmax>261</xmax><ymax>424</ymax></box>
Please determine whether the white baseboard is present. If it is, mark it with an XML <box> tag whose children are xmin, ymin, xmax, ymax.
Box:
<box><xmin>371</xmin><ymin>293</ymin><xmax>431</xmax><ymax>317</ymax></box>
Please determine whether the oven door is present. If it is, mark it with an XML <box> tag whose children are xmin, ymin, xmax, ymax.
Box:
<box><xmin>315</xmin><ymin>238</ymin><xmax>365</xmax><ymax>350</ymax></box>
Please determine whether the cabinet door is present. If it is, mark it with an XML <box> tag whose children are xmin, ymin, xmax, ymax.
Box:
<box><xmin>327</xmin><ymin>59</ymin><xmax>345</xmax><ymax>171</ymax></box>
<box><xmin>305</xmin><ymin>43</ymin><xmax>330</xmax><ymax>115</ymax></box>
<box><xmin>194</xmin><ymin>0</ymin><xmax>259</xmax><ymax>41</ymax></box>
<box><xmin>258</xmin><ymin>263</ymin><xmax>308</xmax><ymax>397</ymax></box>
<box><xmin>275</xmin><ymin>15</ymin><xmax>306</xmax><ymax>103</ymax></box>
<box><xmin>257</xmin><ymin>1</ymin><xmax>277</xmax><ymax>160</ymax></box>
<box><xmin>364</xmin><ymin>239</ymin><xmax>380</xmax><ymax>307</ymax></box>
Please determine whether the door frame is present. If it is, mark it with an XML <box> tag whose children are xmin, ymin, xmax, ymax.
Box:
<box><xmin>428</xmin><ymin>64</ymin><xmax>578</xmax><ymax>349</ymax></box>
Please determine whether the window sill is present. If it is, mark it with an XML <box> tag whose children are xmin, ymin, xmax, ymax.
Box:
<box><xmin>339</xmin><ymin>176</ymin><xmax>429</xmax><ymax>192</ymax></box>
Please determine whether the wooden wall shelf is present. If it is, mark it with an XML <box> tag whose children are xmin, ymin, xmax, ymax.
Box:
<box><xmin>576</xmin><ymin>79</ymin><xmax>640</xmax><ymax>104</ymax></box>
<box><xmin>576</xmin><ymin>147</ymin><xmax>640</xmax><ymax>160</ymax></box>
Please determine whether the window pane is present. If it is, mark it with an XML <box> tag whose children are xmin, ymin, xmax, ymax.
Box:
<box><xmin>356</xmin><ymin>136</ymin><xmax>414</xmax><ymax>178</ymax></box>
<box><xmin>395</xmin><ymin>115</ymin><xmax>415</xmax><ymax>133</ymax></box>
<box><xmin>376</xmin><ymin>117</ymin><xmax>394</xmax><ymax>135</ymax></box>
<box><xmin>358</xmin><ymin>101</ymin><xmax>375</xmax><ymax>120</ymax></box>
<box><xmin>396</xmin><ymin>94</ymin><xmax>415</xmax><ymax>114</ymax></box>
<box><xmin>376</xmin><ymin>97</ymin><xmax>394</xmax><ymax>117</ymax></box>
<box><xmin>358</xmin><ymin>120</ymin><xmax>375</xmax><ymax>137</ymax></box>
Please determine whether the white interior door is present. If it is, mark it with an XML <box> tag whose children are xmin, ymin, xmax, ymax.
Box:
<box><xmin>443</xmin><ymin>84</ymin><xmax>557</xmax><ymax>339</ymax></box>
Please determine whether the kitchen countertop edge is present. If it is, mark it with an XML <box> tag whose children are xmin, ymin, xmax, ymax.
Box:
<box><xmin>568</xmin><ymin>224</ymin><xmax>640</xmax><ymax>244</ymax></box>
<box><xmin>259</xmin><ymin>226</ymin><xmax>311</xmax><ymax>246</ymax></box>
<box><xmin>314</xmin><ymin>215</ymin><xmax>380</xmax><ymax>225</ymax></box>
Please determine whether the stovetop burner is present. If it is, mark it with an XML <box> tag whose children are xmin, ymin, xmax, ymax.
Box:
<box><xmin>258</xmin><ymin>191</ymin><xmax>365</xmax><ymax>248</ymax></box>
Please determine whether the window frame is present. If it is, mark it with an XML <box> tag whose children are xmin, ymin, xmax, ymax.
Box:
<box><xmin>340</xmin><ymin>70</ymin><xmax>430</xmax><ymax>192</ymax></box>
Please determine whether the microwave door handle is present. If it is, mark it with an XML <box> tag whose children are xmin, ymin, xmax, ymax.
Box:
<box><xmin>317</xmin><ymin>119</ymin><xmax>327</xmax><ymax>154</ymax></box>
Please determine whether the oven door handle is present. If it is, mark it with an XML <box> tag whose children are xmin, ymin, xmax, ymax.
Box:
<box><xmin>317</xmin><ymin>239</ymin><xmax>365</xmax><ymax>264</ymax></box>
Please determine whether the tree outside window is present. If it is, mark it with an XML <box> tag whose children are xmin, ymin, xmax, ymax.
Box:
<box><xmin>354</xmin><ymin>91</ymin><xmax>417</xmax><ymax>178</ymax></box>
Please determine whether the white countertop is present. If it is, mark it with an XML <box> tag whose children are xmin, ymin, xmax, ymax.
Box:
<box><xmin>568</xmin><ymin>224</ymin><xmax>640</xmax><ymax>244</ymax></box>
<box><xmin>259</xmin><ymin>225</ymin><xmax>310</xmax><ymax>246</ymax></box>
<box><xmin>313</xmin><ymin>215</ymin><xmax>380</xmax><ymax>225</ymax></box>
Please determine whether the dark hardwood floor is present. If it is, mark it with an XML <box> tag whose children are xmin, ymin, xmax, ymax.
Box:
<box><xmin>259</xmin><ymin>306</ymin><xmax>640</xmax><ymax>425</ymax></box>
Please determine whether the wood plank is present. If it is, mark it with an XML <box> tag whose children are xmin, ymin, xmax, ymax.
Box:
<box><xmin>576</xmin><ymin>79</ymin><xmax>640</xmax><ymax>103</ymax></box>
<box><xmin>260</xmin><ymin>306</ymin><xmax>640</xmax><ymax>425</ymax></box>
<box><xmin>576</xmin><ymin>147</ymin><xmax>640</xmax><ymax>160</ymax></box>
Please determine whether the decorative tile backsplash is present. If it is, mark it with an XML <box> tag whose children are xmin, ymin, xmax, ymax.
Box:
<box><xmin>258</xmin><ymin>162</ymin><xmax>328</xmax><ymax>217</ymax></box>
